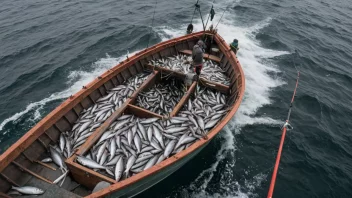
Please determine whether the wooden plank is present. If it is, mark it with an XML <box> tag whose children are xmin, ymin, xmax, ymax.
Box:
<box><xmin>11</xmin><ymin>161</ymin><xmax>53</xmax><ymax>184</ymax></box>
<box><xmin>36</xmin><ymin>138</ymin><xmax>48</xmax><ymax>149</ymax></box>
<box><xmin>129</xmin><ymin>71</ymin><xmax>159</xmax><ymax>104</ymax></box>
<box><xmin>76</xmin><ymin>71</ymin><xmax>159</xmax><ymax>156</ymax></box>
<box><xmin>126</xmin><ymin>104</ymin><xmax>163</xmax><ymax>119</ymax></box>
<box><xmin>0</xmin><ymin>32</ymin><xmax>201</xmax><ymax>172</ymax></box>
<box><xmin>87</xmin><ymin>31</ymin><xmax>246</xmax><ymax>198</ymax></box>
<box><xmin>66</xmin><ymin>158</ymin><xmax>116</xmax><ymax>189</ymax></box>
<box><xmin>179</xmin><ymin>49</ymin><xmax>221</xmax><ymax>63</ymax></box>
<box><xmin>0</xmin><ymin>176</ymin><xmax>11</xmax><ymax>193</ymax></box>
<box><xmin>170</xmin><ymin>81</ymin><xmax>197</xmax><ymax>117</ymax></box>
<box><xmin>75</xmin><ymin>103</ymin><xmax>129</xmax><ymax>156</ymax></box>
<box><xmin>34</xmin><ymin>160</ymin><xmax>57</xmax><ymax>171</ymax></box>
<box><xmin>199</xmin><ymin>78</ymin><xmax>229</xmax><ymax>94</ymax></box>
<box><xmin>0</xmin><ymin>32</ymin><xmax>244</xmax><ymax>196</ymax></box>
<box><xmin>145</xmin><ymin>64</ymin><xmax>229</xmax><ymax>93</ymax></box>
<box><xmin>129</xmin><ymin>65</ymin><xmax>138</xmax><ymax>76</ymax></box>
<box><xmin>0</xmin><ymin>173</ymin><xmax>20</xmax><ymax>187</ymax></box>
<box><xmin>44</xmin><ymin>131</ymin><xmax>56</xmax><ymax>143</ymax></box>
<box><xmin>144</xmin><ymin>64</ymin><xmax>185</xmax><ymax>80</ymax></box>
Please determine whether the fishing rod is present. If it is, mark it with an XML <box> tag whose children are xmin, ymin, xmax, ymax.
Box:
<box><xmin>267</xmin><ymin>71</ymin><xmax>300</xmax><ymax>198</ymax></box>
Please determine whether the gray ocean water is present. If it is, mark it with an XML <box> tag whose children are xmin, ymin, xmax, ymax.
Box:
<box><xmin>1</xmin><ymin>0</ymin><xmax>352</xmax><ymax>197</ymax></box>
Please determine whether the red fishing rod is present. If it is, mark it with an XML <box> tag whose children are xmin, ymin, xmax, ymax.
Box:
<box><xmin>267</xmin><ymin>71</ymin><xmax>300</xmax><ymax>198</ymax></box>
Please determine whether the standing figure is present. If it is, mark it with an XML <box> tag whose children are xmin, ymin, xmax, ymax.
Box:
<box><xmin>192</xmin><ymin>40</ymin><xmax>206</xmax><ymax>77</ymax></box>
<box><xmin>230</xmin><ymin>39</ymin><xmax>239</xmax><ymax>54</ymax></box>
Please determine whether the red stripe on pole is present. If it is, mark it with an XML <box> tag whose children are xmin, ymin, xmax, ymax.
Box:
<box><xmin>267</xmin><ymin>71</ymin><xmax>300</xmax><ymax>198</ymax></box>
<box><xmin>267</xmin><ymin>126</ymin><xmax>287</xmax><ymax>198</ymax></box>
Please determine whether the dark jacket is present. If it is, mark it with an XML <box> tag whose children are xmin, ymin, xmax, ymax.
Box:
<box><xmin>192</xmin><ymin>44</ymin><xmax>204</xmax><ymax>65</ymax></box>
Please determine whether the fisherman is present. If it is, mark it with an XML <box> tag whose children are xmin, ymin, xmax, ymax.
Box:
<box><xmin>230</xmin><ymin>39</ymin><xmax>239</xmax><ymax>54</ymax></box>
<box><xmin>191</xmin><ymin>40</ymin><xmax>206</xmax><ymax>78</ymax></box>
<box><xmin>186</xmin><ymin>23</ymin><xmax>193</xmax><ymax>34</ymax></box>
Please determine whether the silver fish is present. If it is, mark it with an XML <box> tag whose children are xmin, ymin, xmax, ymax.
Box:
<box><xmin>11</xmin><ymin>186</ymin><xmax>45</xmax><ymax>195</ymax></box>
<box><xmin>115</xmin><ymin>157</ymin><xmax>124</xmax><ymax>181</ymax></box>
<box><xmin>76</xmin><ymin>156</ymin><xmax>107</xmax><ymax>169</ymax></box>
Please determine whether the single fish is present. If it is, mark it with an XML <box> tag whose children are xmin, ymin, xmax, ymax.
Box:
<box><xmin>11</xmin><ymin>186</ymin><xmax>45</xmax><ymax>195</ymax></box>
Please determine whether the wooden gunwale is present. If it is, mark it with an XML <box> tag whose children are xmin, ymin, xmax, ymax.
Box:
<box><xmin>0</xmin><ymin>32</ymin><xmax>205</xmax><ymax>172</ymax></box>
<box><xmin>0</xmin><ymin>31</ymin><xmax>245</xmax><ymax>197</ymax></box>
<box><xmin>86</xmin><ymin>32</ymin><xmax>245</xmax><ymax>198</ymax></box>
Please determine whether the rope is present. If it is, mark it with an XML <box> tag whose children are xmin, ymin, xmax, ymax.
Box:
<box><xmin>204</xmin><ymin>0</ymin><xmax>216</xmax><ymax>30</ymax></box>
<box><xmin>190</xmin><ymin>6</ymin><xmax>197</xmax><ymax>24</ymax></box>
<box><xmin>147</xmin><ymin>0</ymin><xmax>158</xmax><ymax>48</ymax></box>
<box><xmin>214</xmin><ymin>6</ymin><xmax>228</xmax><ymax>29</ymax></box>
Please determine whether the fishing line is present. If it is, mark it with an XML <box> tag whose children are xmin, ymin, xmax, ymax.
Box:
<box><xmin>204</xmin><ymin>0</ymin><xmax>216</xmax><ymax>30</ymax></box>
<box><xmin>147</xmin><ymin>0</ymin><xmax>158</xmax><ymax>48</ymax></box>
<box><xmin>214</xmin><ymin>6</ymin><xmax>229</xmax><ymax>30</ymax></box>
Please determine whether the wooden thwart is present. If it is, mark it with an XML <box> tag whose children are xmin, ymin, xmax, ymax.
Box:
<box><xmin>74</xmin><ymin>71</ymin><xmax>160</xmax><ymax>156</ymax></box>
<box><xmin>0</xmin><ymin>31</ymin><xmax>245</xmax><ymax>197</ymax></box>
<box><xmin>179</xmin><ymin>49</ymin><xmax>221</xmax><ymax>63</ymax></box>
<box><xmin>12</xmin><ymin>161</ymin><xmax>53</xmax><ymax>184</ymax></box>
<box><xmin>75</xmin><ymin>102</ymin><xmax>129</xmax><ymax>156</ymax></box>
<box><xmin>126</xmin><ymin>104</ymin><xmax>163</xmax><ymax>119</ymax></box>
<box><xmin>199</xmin><ymin>78</ymin><xmax>229</xmax><ymax>94</ymax></box>
<box><xmin>144</xmin><ymin>64</ymin><xmax>229</xmax><ymax>94</ymax></box>
<box><xmin>66</xmin><ymin>158</ymin><xmax>116</xmax><ymax>189</ymax></box>
<box><xmin>129</xmin><ymin>71</ymin><xmax>159</xmax><ymax>104</ymax></box>
<box><xmin>170</xmin><ymin>81</ymin><xmax>197</xmax><ymax>117</ymax></box>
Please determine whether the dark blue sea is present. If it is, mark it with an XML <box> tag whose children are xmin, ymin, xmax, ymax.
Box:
<box><xmin>1</xmin><ymin>0</ymin><xmax>352</xmax><ymax>197</ymax></box>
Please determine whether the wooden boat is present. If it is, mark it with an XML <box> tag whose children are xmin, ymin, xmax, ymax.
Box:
<box><xmin>0</xmin><ymin>31</ymin><xmax>245</xmax><ymax>198</ymax></box>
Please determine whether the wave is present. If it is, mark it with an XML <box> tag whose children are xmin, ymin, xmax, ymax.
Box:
<box><xmin>154</xmin><ymin>3</ymin><xmax>288</xmax><ymax>197</ymax></box>
<box><xmin>0</xmin><ymin>53</ymin><xmax>131</xmax><ymax>132</ymax></box>
<box><xmin>1</xmin><ymin>2</ymin><xmax>287</xmax><ymax>197</ymax></box>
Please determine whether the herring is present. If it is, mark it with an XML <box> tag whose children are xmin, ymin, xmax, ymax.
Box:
<box><xmin>11</xmin><ymin>186</ymin><xmax>45</xmax><ymax>195</ymax></box>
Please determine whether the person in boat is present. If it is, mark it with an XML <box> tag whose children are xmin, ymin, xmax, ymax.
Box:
<box><xmin>187</xmin><ymin>23</ymin><xmax>193</xmax><ymax>34</ymax></box>
<box><xmin>230</xmin><ymin>39</ymin><xmax>239</xmax><ymax>54</ymax></box>
<box><xmin>191</xmin><ymin>40</ymin><xmax>206</xmax><ymax>78</ymax></box>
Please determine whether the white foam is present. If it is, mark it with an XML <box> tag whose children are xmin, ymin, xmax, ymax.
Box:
<box><xmin>0</xmin><ymin>53</ymin><xmax>133</xmax><ymax>132</ymax></box>
<box><xmin>153</xmin><ymin>3</ymin><xmax>289</xmax><ymax>197</ymax></box>
<box><xmin>1</xmin><ymin>3</ymin><xmax>286</xmax><ymax>196</ymax></box>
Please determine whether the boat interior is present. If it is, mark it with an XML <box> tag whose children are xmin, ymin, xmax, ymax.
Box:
<box><xmin>0</xmin><ymin>32</ymin><xmax>243</xmax><ymax>198</ymax></box>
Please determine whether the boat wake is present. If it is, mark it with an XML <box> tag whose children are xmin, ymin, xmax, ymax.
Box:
<box><xmin>156</xmin><ymin>5</ymin><xmax>288</xmax><ymax>198</ymax></box>
<box><xmin>0</xmin><ymin>54</ymin><xmax>127</xmax><ymax>134</ymax></box>
<box><xmin>1</xmin><ymin>1</ymin><xmax>287</xmax><ymax>197</ymax></box>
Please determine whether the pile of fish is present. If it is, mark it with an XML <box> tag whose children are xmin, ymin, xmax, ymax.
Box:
<box><xmin>135</xmin><ymin>78</ymin><xmax>185</xmax><ymax>115</ymax></box>
<box><xmin>59</xmin><ymin>73</ymin><xmax>151</xmax><ymax>158</ymax></box>
<box><xmin>76</xmin><ymin>87</ymin><xmax>228</xmax><ymax>182</ymax></box>
<box><xmin>149</xmin><ymin>54</ymin><xmax>230</xmax><ymax>85</ymax></box>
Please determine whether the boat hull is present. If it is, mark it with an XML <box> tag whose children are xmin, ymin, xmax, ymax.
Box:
<box><xmin>107</xmin><ymin>141</ymin><xmax>210</xmax><ymax>198</ymax></box>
